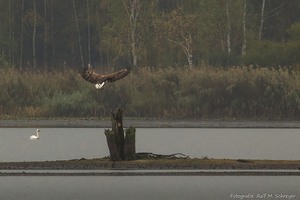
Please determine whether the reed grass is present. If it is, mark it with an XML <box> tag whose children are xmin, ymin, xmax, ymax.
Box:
<box><xmin>1</xmin><ymin>66</ymin><xmax>300</xmax><ymax>119</ymax></box>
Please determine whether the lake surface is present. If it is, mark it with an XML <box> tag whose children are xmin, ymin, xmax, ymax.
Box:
<box><xmin>0</xmin><ymin>176</ymin><xmax>299</xmax><ymax>200</ymax></box>
<box><xmin>0</xmin><ymin>128</ymin><xmax>299</xmax><ymax>162</ymax></box>
<box><xmin>0</xmin><ymin>127</ymin><xmax>299</xmax><ymax>200</ymax></box>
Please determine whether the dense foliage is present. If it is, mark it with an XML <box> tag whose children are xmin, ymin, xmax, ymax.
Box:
<box><xmin>1</xmin><ymin>1</ymin><xmax>300</xmax><ymax>120</ymax></box>
<box><xmin>0</xmin><ymin>0</ymin><xmax>300</xmax><ymax>70</ymax></box>
<box><xmin>1</xmin><ymin>66</ymin><xmax>300</xmax><ymax>119</ymax></box>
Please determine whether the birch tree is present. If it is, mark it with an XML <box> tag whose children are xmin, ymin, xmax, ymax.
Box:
<box><xmin>44</xmin><ymin>0</ymin><xmax>48</xmax><ymax>70</ymax></box>
<box><xmin>33</xmin><ymin>0</ymin><xmax>37</xmax><ymax>69</ymax></box>
<box><xmin>72</xmin><ymin>0</ymin><xmax>84</xmax><ymax>68</ymax></box>
<box><xmin>87</xmin><ymin>0</ymin><xmax>91</xmax><ymax>64</ymax></box>
<box><xmin>225</xmin><ymin>0</ymin><xmax>231</xmax><ymax>54</ymax></box>
<box><xmin>20</xmin><ymin>0</ymin><xmax>24</xmax><ymax>69</ymax></box>
<box><xmin>163</xmin><ymin>8</ymin><xmax>196</xmax><ymax>68</ymax></box>
<box><xmin>242</xmin><ymin>0</ymin><xmax>247</xmax><ymax>56</ymax></box>
<box><xmin>123</xmin><ymin>0</ymin><xmax>141</xmax><ymax>67</ymax></box>
<box><xmin>258</xmin><ymin>0</ymin><xmax>265</xmax><ymax>41</ymax></box>
<box><xmin>51</xmin><ymin>0</ymin><xmax>54</xmax><ymax>67</ymax></box>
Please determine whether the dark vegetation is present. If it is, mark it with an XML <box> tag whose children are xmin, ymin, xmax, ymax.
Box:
<box><xmin>0</xmin><ymin>1</ymin><xmax>300</xmax><ymax>120</ymax></box>
<box><xmin>0</xmin><ymin>0</ymin><xmax>300</xmax><ymax>69</ymax></box>
<box><xmin>1</xmin><ymin>66</ymin><xmax>300</xmax><ymax>120</ymax></box>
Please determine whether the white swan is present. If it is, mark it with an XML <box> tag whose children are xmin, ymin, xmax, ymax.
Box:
<box><xmin>30</xmin><ymin>129</ymin><xmax>40</xmax><ymax>140</ymax></box>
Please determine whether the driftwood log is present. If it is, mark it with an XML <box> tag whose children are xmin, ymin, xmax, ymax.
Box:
<box><xmin>136</xmin><ymin>152</ymin><xmax>190</xmax><ymax>160</ymax></box>
<box><xmin>104</xmin><ymin>109</ymin><xmax>136</xmax><ymax>161</ymax></box>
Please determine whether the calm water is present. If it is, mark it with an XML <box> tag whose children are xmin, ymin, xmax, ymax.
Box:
<box><xmin>0</xmin><ymin>176</ymin><xmax>299</xmax><ymax>200</ymax></box>
<box><xmin>0</xmin><ymin>128</ymin><xmax>299</xmax><ymax>162</ymax></box>
<box><xmin>0</xmin><ymin>128</ymin><xmax>299</xmax><ymax>200</ymax></box>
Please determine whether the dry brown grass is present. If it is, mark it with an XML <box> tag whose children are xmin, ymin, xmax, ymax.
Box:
<box><xmin>1</xmin><ymin>66</ymin><xmax>300</xmax><ymax>119</ymax></box>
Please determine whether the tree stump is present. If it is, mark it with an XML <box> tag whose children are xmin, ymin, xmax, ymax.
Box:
<box><xmin>104</xmin><ymin>129</ymin><xmax>122</xmax><ymax>161</ymax></box>
<box><xmin>124</xmin><ymin>126</ymin><xmax>137</xmax><ymax>160</ymax></box>
<box><xmin>104</xmin><ymin>109</ymin><xmax>136</xmax><ymax>161</ymax></box>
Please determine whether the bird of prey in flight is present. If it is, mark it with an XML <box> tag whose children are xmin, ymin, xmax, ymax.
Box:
<box><xmin>81</xmin><ymin>64</ymin><xmax>130</xmax><ymax>89</ymax></box>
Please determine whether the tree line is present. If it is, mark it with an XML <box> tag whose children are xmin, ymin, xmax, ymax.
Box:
<box><xmin>0</xmin><ymin>0</ymin><xmax>300</xmax><ymax>71</ymax></box>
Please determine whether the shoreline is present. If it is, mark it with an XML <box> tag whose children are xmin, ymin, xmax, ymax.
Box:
<box><xmin>1</xmin><ymin>159</ymin><xmax>300</xmax><ymax>170</ymax></box>
<box><xmin>1</xmin><ymin>171</ymin><xmax>299</xmax><ymax>176</ymax></box>
<box><xmin>0</xmin><ymin>158</ymin><xmax>299</xmax><ymax>176</ymax></box>
<box><xmin>1</xmin><ymin>119</ymin><xmax>300</xmax><ymax>128</ymax></box>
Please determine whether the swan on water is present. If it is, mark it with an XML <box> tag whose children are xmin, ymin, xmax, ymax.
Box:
<box><xmin>30</xmin><ymin>129</ymin><xmax>40</xmax><ymax>140</ymax></box>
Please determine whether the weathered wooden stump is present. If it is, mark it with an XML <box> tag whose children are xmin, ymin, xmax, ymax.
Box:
<box><xmin>124</xmin><ymin>126</ymin><xmax>137</xmax><ymax>160</ymax></box>
<box><xmin>104</xmin><ymin>109</ymin><xmax>136</xmax><ymax>161</ymax></box>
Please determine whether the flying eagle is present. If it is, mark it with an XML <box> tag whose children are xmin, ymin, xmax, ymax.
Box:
<box><xmin>81</xmin><ymin>64</ymin><xmax>130</xmax><ymax>89</ymax></box>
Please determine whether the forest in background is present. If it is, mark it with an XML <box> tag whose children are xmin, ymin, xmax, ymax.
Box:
<box><xmin>0</xmin><ymin>0</ymin><xmax>300</xmax><ymax>119</ymax></box>
<box><xmin>0</xmin><ymin>0</ymin><xmax>300</xmax><ymax>69</ymax></box>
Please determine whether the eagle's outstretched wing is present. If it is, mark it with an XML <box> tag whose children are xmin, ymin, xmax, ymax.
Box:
<box><xmin>81</xmin><ymin>65</ymin><xmax>130</xmax><ymax>89</ymax></box>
